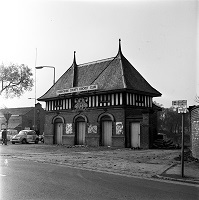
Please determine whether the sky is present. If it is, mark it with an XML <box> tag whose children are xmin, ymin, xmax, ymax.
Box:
<box><xmin>0</xmin><ymin>0</ymin><xmax>198</xmax><ymax>109</ymax></box>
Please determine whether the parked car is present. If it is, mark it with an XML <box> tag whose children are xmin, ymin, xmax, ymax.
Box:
<box><xmin>11</xmin><ymin>130</ymin><xmax>39</xmax><ymax>144</ymax></box>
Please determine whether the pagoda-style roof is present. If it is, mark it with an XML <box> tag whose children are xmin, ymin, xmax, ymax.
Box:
<box><xmin>38</xmin><ymin>40</ymin><xmax>161</xmax><ymax>101</ymax></box>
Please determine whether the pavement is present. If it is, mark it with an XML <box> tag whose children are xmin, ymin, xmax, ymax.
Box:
<box><xmin>0</xmin><ymin>143</ymin><xmax>199</xmax><ymax>185</ymax></box>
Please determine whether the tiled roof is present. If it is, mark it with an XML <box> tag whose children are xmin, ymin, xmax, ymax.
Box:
<box><xmin>7</xmin><ymin>122</ymin><xmax>21</xmax><ymax>129</ymax></box>
<box><xmin>120</xmin><ymin>53</ymin><xmax>161</xmax><ymax>96</ymax></box>
<box><xmin>38</xmin><ymin>43</ymin><xmax>161</xmax><ymax>101</ymax></box>
<box><xmin>0</xmin><ymin>107</ymin><xmax>33</xmax><ymax>117</ymax></box>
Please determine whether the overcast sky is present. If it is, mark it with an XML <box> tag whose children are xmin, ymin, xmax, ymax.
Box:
<box><xmin>0</xmin><ymin>0</ymin><xmax>198</xmax><ymax>109</ymax></box>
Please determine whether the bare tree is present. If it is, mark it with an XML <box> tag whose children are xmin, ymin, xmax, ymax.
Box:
<box><xmin>0</xmin><ymin>63</ymin><xmax>34</xmax><ymax>98</ymax></box>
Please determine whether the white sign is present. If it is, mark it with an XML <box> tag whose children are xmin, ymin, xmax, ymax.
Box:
<box><xmin>56</xmin><ymin>85</ymin><xmax>98</xmax><ymax>95</ymax></box>
<box><xmin>65</xmin><ymin>123</ymin><xmax>72</xmax><ymax>134</ymax></box>
<box><xmin>172</xmin><ymin>100</ymin><xmax>187</xmax><ymax>108</ymax></box>
<box><xmin>178</xmin><ymin>107</ymin><xmax>187</xmax><ymax>113</ymax></box>
<box><xmin>116</xmin><ymin>122</ymin><xmax>123</xmax><ymax>135</ymax></box>
<box><xmin>88</xmin><ymin>124</ymin><xmax>97</xmax><ymax>134</ymax></box>
<box><xmin>172</xmin><ymin>100</ymin><xmax>187</xmax><ymax>113</ymax></box>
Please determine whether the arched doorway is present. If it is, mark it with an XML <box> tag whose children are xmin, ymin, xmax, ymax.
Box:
<box><xmin>100</xmin><ymin>115</ymin><xmax>113</xmax><ymax>146</ymax></box>
<box><xmin>54</xmin><ymin>117</ymin><xmax>63</xmax><ymax>144</ymax></box>
<box><xmin>75</xmin><ymin>116</ymin><xmax>86</xmax><ymax>145</ymax></box>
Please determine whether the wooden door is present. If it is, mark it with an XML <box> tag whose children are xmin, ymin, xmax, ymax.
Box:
<box><xmin>55</xmin><ymin>123</ymin><xmax>63</xmax><ymax>144</ymax></box>
<box><xmin>130</xmin><ymin>122</ymin><xmax>140</xmax><ymax>148</ymax></box>
<box><xmin>77</xmin><ymin>121</ymin><xmax>86</xmax><ymax>145</ymax></box>
<box><xmin>102</xmin><ymin>121</ymin><xmax>112</xmax><ymax>146</ymax></box>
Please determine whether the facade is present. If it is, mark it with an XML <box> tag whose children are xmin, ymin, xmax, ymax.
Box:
<box><xmin>188</xmin><ymin>105</ymin><xmax>199</xmax><ymax>159</ymax></box>
<box><xmin>0</xmin><ymin>103</ymin><xmax>45</xmax><ymax>134</ymax></box>
<box><xmin>38</xmin><ymin>41</ymin><xmax>161</xmax><ymax>148</ymax></box>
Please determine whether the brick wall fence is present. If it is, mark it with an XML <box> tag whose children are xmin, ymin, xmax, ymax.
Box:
<box><xmin>189</xmin><ymin>106</ymin><xmax>199</xmax><ymax>159</ymax></box>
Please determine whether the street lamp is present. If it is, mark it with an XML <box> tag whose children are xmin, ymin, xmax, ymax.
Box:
<box><xmin>35</xmin><ymin>66</ymin><xmax>55</xmax><ymax>85</ymax></box>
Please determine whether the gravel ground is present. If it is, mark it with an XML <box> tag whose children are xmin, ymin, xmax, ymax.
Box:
<box><xmin>1</xmin><ymin>144</ymin><xmax>182</xmax><ymax>178</ymax></box>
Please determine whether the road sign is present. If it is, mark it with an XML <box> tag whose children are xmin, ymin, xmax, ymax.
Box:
<box><xmin>178</xmin><ymin>107</ymin><xmax>187</xmax><ymax>113</ymax></box>
<box><xmin>172</xmin><ymin>100</ymin><xmax>179</xmax><ymax>107</ymax></box>
<box><xmin>172</xmin><ymin>100</ymin><xmax>187</xmax><ymax>113</ymax></box>
<box><xmin>172</xmin><ymin>100</ymin><xmax>187</xmax><ymax>177</ymax></box>
<box><xmin>178</xmin><ymin>100</ymin><xmax>187</xmax><ymax>108</ymax></box>
<box><xmin>172</xmin><ymin>100</ymin><xmax>187</xmax><ymax>108</ymax></box>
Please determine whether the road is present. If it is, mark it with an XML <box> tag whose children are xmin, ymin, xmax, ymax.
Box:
<box><xmin>0</xmin><ymin>157</ymin><xmax>198</xmax><ymax>200</ymax></box>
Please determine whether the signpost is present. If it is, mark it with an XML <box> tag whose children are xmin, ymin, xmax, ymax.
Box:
<box><xmin>172</xmin><ymin>100</ymin><xmax>187</xmax><ymax>177</ymax></box>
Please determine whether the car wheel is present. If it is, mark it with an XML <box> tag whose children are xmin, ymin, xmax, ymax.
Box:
<box><xmin>35</xmin><ymin>139</ymin><xmax>39</xmax><ymax>144</ymax></box>
<box><xmin>12</xmin><ymin>142</ymin><xmax>15</xmax><ymax>144</ymax></box>
<box><xmin>22</xmin><ymin>139</ymin><xmax>26</xmax><ymax>144</ymax></box>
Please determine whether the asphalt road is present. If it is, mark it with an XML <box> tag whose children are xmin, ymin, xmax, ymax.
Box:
<box><xmin>0</xmin><ymin>157</ymin><xmax>198</xmax><ymax>200</ymax></box>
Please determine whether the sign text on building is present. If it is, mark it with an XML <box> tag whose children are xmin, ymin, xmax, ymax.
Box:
<box><xmin>57</xmin><ymin>85</ymin><xmax>98</xmax><ymax>95</ymax></box>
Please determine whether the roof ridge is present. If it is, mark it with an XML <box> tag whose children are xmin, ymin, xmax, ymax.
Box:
<box><xmin>89</xmin><ymin>55</ymin><xmax>119</xmax><ymax>85</ymax></box>
<box><xmin>119</xmin><ymin>54</ymin><xmax>127</xmax><ymax>89</ymax></box>
<box><xmin>78</xmin><ymin>56</ymin><xmax>115</xmax><ymax>67</ymax></box>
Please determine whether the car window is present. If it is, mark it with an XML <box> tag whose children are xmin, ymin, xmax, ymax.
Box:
<box><xmin>27</xmin><ymin>131</ymin><xmax>35</xmax><ymax>135</ymax></box>
<box><xmin>18</xmin><ymin>131</ymin><xmax>27</xmax><ymax>135</ymax></box>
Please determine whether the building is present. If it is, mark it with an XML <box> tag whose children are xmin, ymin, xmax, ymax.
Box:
<box><xmin>0</xmin><ymin>103</ymin><xmax>45</xmax><ymax>134</ymax></box>
<box><xmin>38</xmin><ymin>41</ymin><xmax>161</xmax><ymax>148</ymax></box>
<box><xmin>188</xmin><ymin>105</ymin><xmax>199</xmax><ymax>159</ymax></box>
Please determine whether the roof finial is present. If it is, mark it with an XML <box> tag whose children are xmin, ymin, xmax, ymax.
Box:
<box><xmin>73</xmin><ymin>51</ymin><xmax>77</xmax><ymax>65</ymax></box>
<box><xmin>72</xmin><ymin>51</ymin><xmax>77</xmax><ymax>87</ymax></box>
<box><xmin>118</xmin><ymin>38</ymin><xmax>122</xmax><ymax>56</ymax></box>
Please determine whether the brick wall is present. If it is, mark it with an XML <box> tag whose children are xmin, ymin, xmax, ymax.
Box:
<box><xmin>22</xmin><ymin>110</ymin><xmax>34</xmax><ymax>129</ymax></box>
<box><xmin>125</xmin><ymin>108</ymin><xmax>150</xmax><ymax>149</ymax></box>
<box><xmin>44</xmin><ymin>108</ymin><xmax>125</xmax><ymax>147</ymax></box>
<box><xmin>44</xmin><ymin>106</ymin><xmax>156</xmax><ymax>148</ymax></box>
<box><xmin>112</xmin><ymin>136</ymin><xmax>125</xmax><ymax>147</ymax></box>
<box><xmin>86</xmin><ymin>135</ymin><xmax>99</xmax><ymax>146</ymax></box>
<box><xmin>36</xmin><ymin>103</ymin><xmax>45</xmax><ymax>134</ymax></box>
<box><xmin>140</xmin><ymin>113</ymin><xmax>149</xmax><ymax>149</ymax></box>
<box><xmin>190</xmin><ymin>106</ymin><xmax>199</xmax><ymax>159</ymax></box>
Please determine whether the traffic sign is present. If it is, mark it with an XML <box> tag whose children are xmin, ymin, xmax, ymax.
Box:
<box><xmin>172</xmin><ymin>100</ymin><xmax>187</xmax><ymax>177</ymax></box>
<box><xmin>178</xmin><ymin>107</ymin><xmax>187</xmax><ymax>113</ymax></box>
<box><xmin>172</xmin><ymin>100</ymin><xmax>187</xmax><ymax>108</ymax></box>
<box><xmin>172</xmin><ymin>100</ymin><xmax>187</xmax><ymax>113</ymax></box>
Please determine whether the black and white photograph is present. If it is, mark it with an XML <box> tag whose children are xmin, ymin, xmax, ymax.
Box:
<box><xmin>0</xmin><ymin>0</ymin><xmax>198</xmax><ymax>199</ymax></box>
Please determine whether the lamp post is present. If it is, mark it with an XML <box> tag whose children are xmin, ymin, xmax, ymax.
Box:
<box><xmin>35</xmin><ymin>66</ymin><xmax>55</xmax><ymax>85</ymax></box>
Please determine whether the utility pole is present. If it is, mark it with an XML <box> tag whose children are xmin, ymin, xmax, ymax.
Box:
<box><xmin>181</xmin><ymin>113</ymin><xmax>184</xmax><ymax>177</ymax></box>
